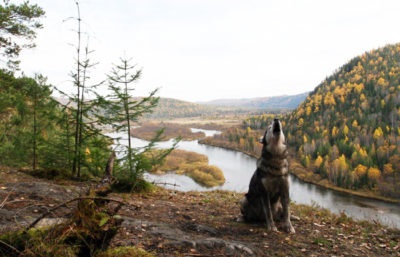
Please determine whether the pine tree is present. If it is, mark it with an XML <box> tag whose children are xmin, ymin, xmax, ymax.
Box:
<box><xmin>56</xmin><ymin>1</ymin><xmax>107</xmax><ymax>178</ymax></box>
<box><xmin>0</xmin><ymin>0</ymin><xmax>44</xmax><ymax>70</ymax></box>
<box><xmin>102</xmin><ymin>57</ymin><xmax>176</xmax><ymax>190</ymax></box>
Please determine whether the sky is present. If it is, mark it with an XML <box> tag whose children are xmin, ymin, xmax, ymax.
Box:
<box><xmin>16</xmin><ymin>0</ymin><xmax>400</xmax><ymax>102</ymax></box>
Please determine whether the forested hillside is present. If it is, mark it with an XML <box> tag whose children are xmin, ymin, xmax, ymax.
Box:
<box><xmin>145</xmin><ymin>98</ymin><xmax>217</xmax><ymax>119</ymax></box>
<box><xmin>145</xmin><ymin>95</ymin><xmax>304</xmax><ymax>119</ymax></box>
<box><xmin>0</xmin><ymin>70</ymin><xmax>110</xmax><ymax>175</ymax></box>
<box><xmin>199</xmin><ymin>93</ymin><xmax>308</xmax><ymax>109</ymax></box>
<box><xmin>284</xmin><ymin>43</ymin><xmax>400</xmax><ymax>198</ymax></box>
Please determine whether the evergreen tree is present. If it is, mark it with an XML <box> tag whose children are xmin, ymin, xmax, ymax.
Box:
<box><xmin>0</xmin><ymin>0</ymin><xmax>44</xmax><ymax>70</ymax></box>
<box><xmin>55</xmin><ymin>1</ymin><xmax>107</xmax><ymax>178</ymax></box>
<box><xmin>103</xmin><ymin>57</ymin><xmax>176</xmax><ymax>190</ymax></box>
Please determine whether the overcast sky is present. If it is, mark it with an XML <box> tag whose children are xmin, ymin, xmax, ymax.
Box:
<box><xmin>18</xmin><ymin>0</ymin><xmax>400</xmax><ymax>102</ymax></box>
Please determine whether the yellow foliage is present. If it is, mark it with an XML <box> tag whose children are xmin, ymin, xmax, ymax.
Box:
<box><xmin>367</xmin><ymin>167</ymin><xmax>381</xmax><ymax>181</ymax></box>
<box><xmin>314</xmin><ymin>155</ymin><xmax>323</xmax><ymax>168</ymax></box>
<box><xmin>246</xmin><ymin>126</ymin><xmax>252</xmax><ymax>134</ymax></box>
<box><xmin>338</xmin><ymin>154</ymin><xmax>348</xmax><ymax>171</ymax></box>
<box><xmin>351</xmin><ymin>74</ymin><xmax>362</xmax><ymax>83</ymax></box>
<box><xmin>354</xmin><ymin>164</ymin><xmax>367</xmax><ymax>178</ymax></box>
<box><xmin>304</xmin><ymin>155</ymin><xmax>311</xmax><ymax>168</ymax></box>
<box><xmin>359</xmin><ymin>148</ymin><xmax>368</xmax><ymax>158</ymax></box>
<box><xmin>85</xmin><ymin>147</ymin><xmax>92</xmax><ymax>163</ymax></box>
<box><xmin>373</xmin><ymin>127</ymin><xmax>383</xmax><ymax>140</ymax></box>
<box><xmin>383</xmin><ymin>163</ymin><xmax>393</xmax><ymax>175</ymax></box>
<box><xmin>298</xmin><ymin>118</ymin><xmax>304</xmax><ymax>127</ymax></box>
<box><xmin>354</xmin><ymin>83</ymin><xmax>364</xmax><ymax>93</ymax></box>
<box><xmin>296</xmin><ymin>107</ymin><xmax>304</xmax><ymax>117</ymax></box>
<box><xmin>333</xmin><ymin>86</ymin><xmax>345</xmax><ymax>97</ymax></box>
<box><xmin>332</xmin><ymin>126</ymin><xmax>339</xmax><ymax>137</ymax></box>
<box><xmin>377</xmin><ymin>77</ymin><xmax>388</xmax><ymax>87</ymax></box>
<box><xmin>323</xmin><ymin>92</ymin><xmax>336</xmax><ymax>106</ymax></box>
<box><xmin>331</xmin><ymin>155</ymin><xmax>348</xmax><ymax>173</ymax></box>
<box><xmin>306</xmin><ymin>106</ymin><xmax>312</xmax><ymax>116</ymax></box>
<box><xmin>343</xmin><ymin>125</ymin><xmax>349</xmax><ymax>135</ymax></box>
<box><xmin>380</xmin><ymin>99</ymin><xmax>385</xmax><ymax>109</ymax></box>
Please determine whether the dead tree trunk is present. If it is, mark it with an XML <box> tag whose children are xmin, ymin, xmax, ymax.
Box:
<box><xmin>103</xmin><ymin>150</ymin><xmax>116</xmax><ymax>181</ymax></box>
<box><xmin>96</xmin><ymin>150</ymin><xmax>116</xmax><ymax>196</ymax></box>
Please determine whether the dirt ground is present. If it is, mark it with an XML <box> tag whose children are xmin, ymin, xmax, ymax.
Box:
<box><xmin>0</xmin><ymin>169</ymin><xmax>399</xmax><ymax>257</ymax></box>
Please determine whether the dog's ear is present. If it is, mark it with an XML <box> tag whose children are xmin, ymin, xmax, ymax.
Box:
<box><xmin>262</xmin><ymin>136</ymin><xmax>267</xmax><ymax>145</ymax></box>
<box><xmin>259</xmin><ymin>133</ymin><xmax>267</xmax><ymax>145</ymax></box>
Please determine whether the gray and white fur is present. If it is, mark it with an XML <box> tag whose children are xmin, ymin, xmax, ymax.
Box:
<box><xmin>239</xmin><ymin>118</ymin><xmax>295</xmax><ymax>233</ymax></box>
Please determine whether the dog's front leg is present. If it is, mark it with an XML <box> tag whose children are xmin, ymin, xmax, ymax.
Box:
<box><xmin>281</xmin><ymin>182</ymin><xmax>295</xmax><ymax>233</ymax></box>
<box><xmin>261</xmin><ymin>195</ymin><xmax>277</xmax><ymax>232</ymax></box>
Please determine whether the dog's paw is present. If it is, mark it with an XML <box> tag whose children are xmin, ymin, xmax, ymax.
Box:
<box><xmin>266</xmin><ymin>224</ymin><xmax>278</xmax><ymax>232</ymax></box>
<box><xmin>236</xmin><ymin>216</ymin><xmax>245</xmax><ymax>223</ymax></box>
<box><xmin>282</xmin><ymin>222</ymin><xmax>295</xmax><ymax>234</ymax></box>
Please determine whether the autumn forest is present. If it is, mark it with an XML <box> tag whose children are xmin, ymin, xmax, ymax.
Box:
<box><xmin>201</xmin><ymin>43</ymin><xmax>400</xmax><ymax>199</ymax></box>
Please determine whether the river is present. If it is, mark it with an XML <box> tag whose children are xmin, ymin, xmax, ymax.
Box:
<box><xmin>108</xmin><ymin>130</ymin><xmax>400</xmax><ymax>229</ymax></box>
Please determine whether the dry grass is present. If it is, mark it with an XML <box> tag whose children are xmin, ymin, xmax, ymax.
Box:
<box><xmin>148</xmin><ymin>149</ymin><xmax>225</xmax><ymax>187</ymax></box>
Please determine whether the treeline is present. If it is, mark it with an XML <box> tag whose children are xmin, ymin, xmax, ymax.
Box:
<box><xmin>144</xmin><ymin>97</ymin><xmax>285</xmax><ymax>119</ymax></box>
<box><xmin>284</xmin><ymin>43</ymin><xmax>400</xmax><ymax>198</ymax></box>
<box><xmin>0</xmin><ymin>70</ymin><xmax>110</xmax><ymax>176</ymax></box>
<box><xmin>0</xmin><ymin>1</ymin><xmax>170</xmax><ymax>189</ymax></box>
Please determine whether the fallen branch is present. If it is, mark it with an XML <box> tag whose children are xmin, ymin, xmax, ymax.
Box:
<box><xmin>0</xmin><ymin>239</ymin><xmax>21</xmax><ymax>256</ymax></box>
<box><xmin>0</xmin><ymin>189</ymin><xmax>13</xmax><ymax>209</ymax></box>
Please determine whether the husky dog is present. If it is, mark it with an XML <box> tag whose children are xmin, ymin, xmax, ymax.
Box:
<box><xmin>239</xmin><ymin>119</ymin><xmax>295</xmax><ymax>233</ymax></box>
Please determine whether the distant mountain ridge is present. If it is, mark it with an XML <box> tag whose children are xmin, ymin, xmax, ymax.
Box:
<box><xmin>145</xmin><ymin>93</ymin><xmax>308</xmax><ymax>119</ymax></box>
<box><xmin>53</xmin><ymin>93</ymin><xmax>308</xmax><ymax>120</ymax></box>
<box><xmin>199</xmin><ymin>92</ymin><xmax>308</xmax><ymax>109</ymax></box>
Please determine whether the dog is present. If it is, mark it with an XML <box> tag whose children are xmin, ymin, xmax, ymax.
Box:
<box><xmin>239</xmin><ymin>118</ymin><xmax>295</xmax><ymax>233</ymax></box>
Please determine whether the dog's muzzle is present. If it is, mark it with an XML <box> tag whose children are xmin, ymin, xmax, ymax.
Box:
<box><xmin>273</xmin><ymin>119</ymin><xmax>281</xmax><ymax>135</ymax></box>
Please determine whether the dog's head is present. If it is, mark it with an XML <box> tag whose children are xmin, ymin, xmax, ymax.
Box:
<box><xmin>260</xmin><ymin>118</ymin><xmax>286</xmax><ymax>155</ymax></box>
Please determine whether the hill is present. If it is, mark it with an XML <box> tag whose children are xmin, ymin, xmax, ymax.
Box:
<box><xmin>146</xmin><ymin>94</ymin><xmax>307</xmax><ymax>119</ymax></box>
<box><xmin>199</xmin><ymin>93</ymin><xmax>308</xmax><ymax>109</ymax></box>
<box><xmin>145</xmin><ymin>97</ymin><xmax>218</xmax><ymax>119</ymax></box>
<box><xmin>284</xmin><ymin>43</ymin><xmax>400</xmax><ymax>198</ymax></box>
<box><xmin>54</xmin><ymin>94</ymin><xmax>307</xmax><ymax>120</ymax></box>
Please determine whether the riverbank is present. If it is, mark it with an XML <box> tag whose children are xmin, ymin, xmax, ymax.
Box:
<box><xmin>1</xmin><ymin>169</ymin><xmax>399</xmax><ymax>256</ymax></box>
<box><xmin>289</xmin><ymin>158</ymin><xmax>400</xmax><ymax>204</ymax></box>
<box><xmin>132</xmin><ymin>122</ymin><xmax>400</xmax><ymax>204</ymax></box>
<box><xmin>198</xmin><ymin>139</ymin><xmax>400</xmax><ymax>204</ymax></box>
